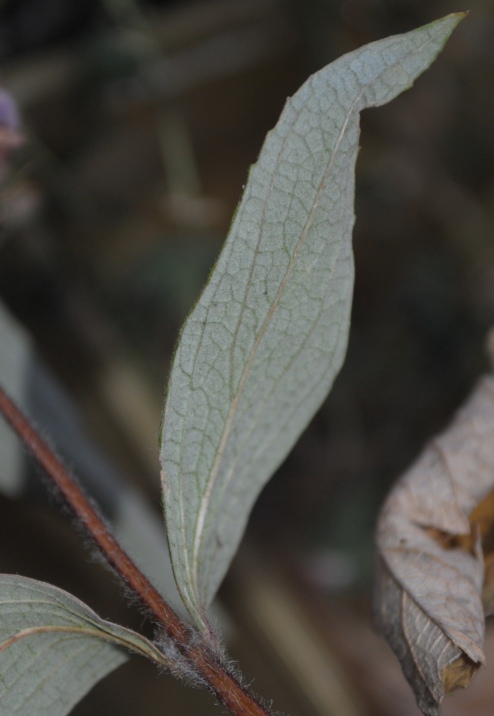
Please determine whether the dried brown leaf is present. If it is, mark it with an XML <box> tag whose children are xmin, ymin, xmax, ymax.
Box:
<box><xmin>375</xmin><ymin>354</ymin><xmax>494</xmax><ymax>715</ymax></box>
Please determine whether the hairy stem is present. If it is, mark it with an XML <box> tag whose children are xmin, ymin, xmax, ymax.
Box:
<box><xmin>0</xmin><ymin>384</ymin><xmax>271</xmax><ymax>716</ymax></box>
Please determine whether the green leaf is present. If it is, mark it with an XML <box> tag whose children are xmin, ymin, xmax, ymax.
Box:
<box><xmin>160</xmin><ymin>13</ymin><xmax>465</xmax><ymax>633</ymax></box>
<box><xmin>0</xmin><ymin>575</ymin><xmax>166</xmax><ymax>716</ymax></box>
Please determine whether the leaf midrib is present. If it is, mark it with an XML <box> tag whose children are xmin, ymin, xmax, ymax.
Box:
<box><xmin>190</xmin><ymin>83</ymin><xmax>367</xmax><ymax>599</ymax></box>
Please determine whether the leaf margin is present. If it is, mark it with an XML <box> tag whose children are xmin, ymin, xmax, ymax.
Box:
<box><xmin>0</xmin><ymin>574</ymin><xmax>168</xmax><ymax>716</ymax></box>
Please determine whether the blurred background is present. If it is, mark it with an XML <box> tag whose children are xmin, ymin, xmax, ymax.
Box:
<box><xmin>0</xmin><ymin>0</ymin><xmax>493</xmax><ymax>714</ymax></box>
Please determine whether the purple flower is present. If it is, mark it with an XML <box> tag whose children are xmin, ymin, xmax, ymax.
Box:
<box><xmin>0</xmin><ymin>89</ymin><xmax>20</xmax><ymax>132</ymax></box>
<box><xmin>0</xmin><ymin>88</ymin><xmax>23</xmax><ymax>185</ymax></box>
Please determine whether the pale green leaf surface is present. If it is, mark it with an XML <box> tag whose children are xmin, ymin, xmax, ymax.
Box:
<box><xmin>0</xmin><ymin>575</ymin><xmax>166</xmax><ymax>716</ymax></box>
<box><xmin>160</xmin><ymin>14</ymin><xmax>464</xmax><ymax>633</ymax></box>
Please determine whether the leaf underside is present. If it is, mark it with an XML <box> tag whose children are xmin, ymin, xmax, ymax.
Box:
<box><xmin>0</xmin><ymin>575</ymin><xmax>166</xmax><ymax>716</ymax></box>
<box><xmin>160</xmin><ymin>13</ymin><xmax>465</xmax><ymax>634</ymax></box>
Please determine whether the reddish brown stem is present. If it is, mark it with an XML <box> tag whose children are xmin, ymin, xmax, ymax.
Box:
<box><xmin>0</xmin><ymin>384</ymin><xmax>271</xmax><ymax>716</ymax></box>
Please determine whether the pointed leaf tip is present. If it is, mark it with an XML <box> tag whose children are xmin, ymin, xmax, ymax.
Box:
<box><xmin>160</xmin><ymin>14</ymin><xmax>464</xmax><ymax>634</ymax></box>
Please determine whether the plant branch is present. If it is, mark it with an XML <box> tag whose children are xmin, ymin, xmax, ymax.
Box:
<box><xmin>0</xmin><ymin>383</ymin><xmax>271</xmax><ymax>716</ymax></box>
